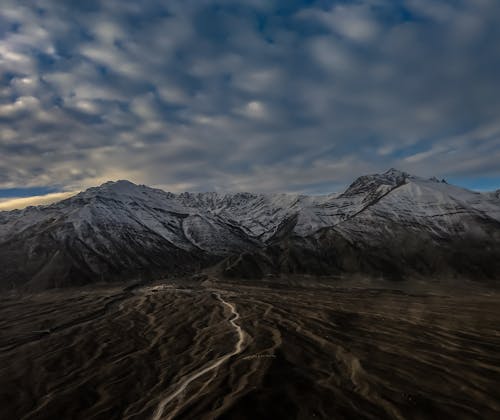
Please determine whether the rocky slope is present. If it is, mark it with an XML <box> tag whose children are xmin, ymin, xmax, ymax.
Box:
<box><xmin>1</xmin><ymin>169</ymin><xmax>499</xmax><ymax>289</ymax></box>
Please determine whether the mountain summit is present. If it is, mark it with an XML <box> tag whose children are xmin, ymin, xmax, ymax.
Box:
<box><xmin>1</xmin><ymin>170</ymin><xmax>499</xmax><ymax>290</ymax></box>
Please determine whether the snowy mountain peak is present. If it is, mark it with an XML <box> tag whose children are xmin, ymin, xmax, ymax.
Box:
<box><xmin>94</xmin><ymin>179</ymin><xmax>150</xmax><ymax>195</ymax></box>
<box><xmin>74</xmin><ymin>180</ymin><xmax>177</xmax><ymax>204</ymax></box>
<box><xmin>340</xmin><ymin>168</ymin><xmax>409</xmax><ymax>199</ymax></box>
<box><xmin>383</xmin><ymin>168</ymin><xmax>412</xmax><ymax>179</ymax></box>
<box><xmin>79</xmin><ymin>179</ymin><xmax>140</xmax><ymax>197</ymax></box>
<box><xmin>101</xmin><ymin>179</ymin><xmax>138</xmax><ymax>189</ymax></box>
<box><xmin>428</xmin><ymin>176</ymin><xmax>447</xmax><ymax>184</ymax></box>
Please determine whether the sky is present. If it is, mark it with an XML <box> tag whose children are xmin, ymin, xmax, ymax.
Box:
<box><xmin>1</xmin><ymin>0</ymin><xmax>500</xmax><ymax>209</ymax></box>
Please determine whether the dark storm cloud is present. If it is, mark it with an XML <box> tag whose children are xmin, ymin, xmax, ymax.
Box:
<box><xmin>1</xmin><ymin>0</ymin><xmax>500</xmax><ymax>193</ymax></box>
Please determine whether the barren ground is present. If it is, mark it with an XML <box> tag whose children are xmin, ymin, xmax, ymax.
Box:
<box><xmin>0</xmin><ymin>277</ymin><xmax>499</xmax><ymax>419</ymax></box>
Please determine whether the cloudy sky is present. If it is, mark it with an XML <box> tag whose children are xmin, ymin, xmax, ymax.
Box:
<box><xmin>1</xmin><ymin>0</ymin><xmax>500</xmax><ymax>208</ymax></box>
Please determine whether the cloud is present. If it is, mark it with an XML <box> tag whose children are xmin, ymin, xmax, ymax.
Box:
<box><xmin>0</xmin><ymin>0</ymin><xmax>499</xmax><ymax>196</ymax></box>
<box><xmin>299</xmin><ymin>4</ymin><xmax>381</xmax><ymax>43</ymax></box>
<box><xmin>0</xmin><ymin>96</ymin><xmax>40</xmax><ymax>118</ymax></box>
<box><xmin>238</xmin><ymin>101</ymin><xmax>268</xmax><ymax>120</ymax></box>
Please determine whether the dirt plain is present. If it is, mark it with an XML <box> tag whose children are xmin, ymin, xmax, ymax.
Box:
<box><xmin>0</xmin><ymin>277</ymin><xmax>499</xmax><ymax>419</ymax></box>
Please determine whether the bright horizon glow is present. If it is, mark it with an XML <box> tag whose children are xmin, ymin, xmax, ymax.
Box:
<box><xmin>0</xmin><ymin>191</ymin><xmax>79</xmax><ymax>211</ymax></box>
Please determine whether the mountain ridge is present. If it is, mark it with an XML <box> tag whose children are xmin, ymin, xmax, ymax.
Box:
<box><xmin>1</xmin><ymin>169</ymin><xmax>499</xmax><ymax>290</ymax></box>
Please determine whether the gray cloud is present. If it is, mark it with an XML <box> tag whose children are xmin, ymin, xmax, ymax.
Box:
<box><xmin>1</xmin><ymin>0</ymin><xmax>500</xmax><ymax>194</ymax></box>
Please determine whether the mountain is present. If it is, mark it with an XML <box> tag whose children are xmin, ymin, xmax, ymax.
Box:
<box><xmin>1</xmin><ymin>169</ymin><xmax>499</xmax><ymax>290</ymax></box>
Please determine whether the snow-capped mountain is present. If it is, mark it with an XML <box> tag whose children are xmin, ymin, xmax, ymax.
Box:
<box><xmin>1</xmin><ymin>169</ymin><xmax>499</xmax><ymax>289</ymax></box>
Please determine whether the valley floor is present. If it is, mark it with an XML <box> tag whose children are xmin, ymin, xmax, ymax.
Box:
<box><xmin>0</xmin><ymin>278</ymin><xmax>499</xmax><ymax>419</ymax></box>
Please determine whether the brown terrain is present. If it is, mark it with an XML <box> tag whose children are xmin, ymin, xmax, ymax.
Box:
<box><xmin>0</xmin><ymin>277</ymin><xmax>499</xmax><ymax>419</ymax></box>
